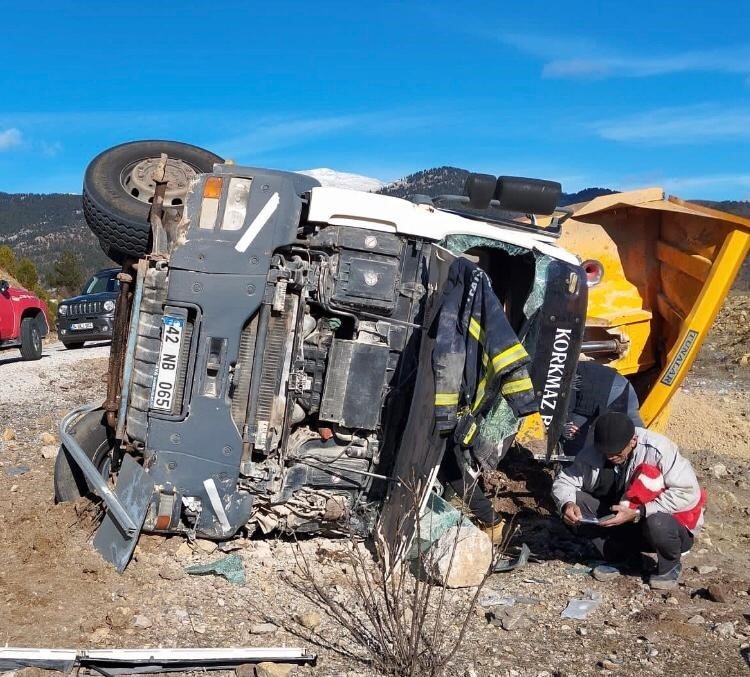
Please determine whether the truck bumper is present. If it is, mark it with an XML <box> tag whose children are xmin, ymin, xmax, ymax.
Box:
<box><xmin>57</xmin><ymin>315</ymin><xmax>115</xmax><ymax>342</ymax></box>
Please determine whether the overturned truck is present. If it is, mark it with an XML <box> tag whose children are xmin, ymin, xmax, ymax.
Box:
<box><xmin>55</xmin><ymin>141</ymin><xmax>592</xmax><ymax>570</ymax></box>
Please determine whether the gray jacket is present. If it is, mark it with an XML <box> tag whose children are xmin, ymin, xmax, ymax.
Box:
<box><xmin>552</xmin><ymin>427</ymin><xmax>703</xmax><ymax>532</ymax></box>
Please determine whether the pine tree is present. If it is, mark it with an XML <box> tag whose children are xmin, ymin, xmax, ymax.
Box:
<box><xmin>47</xmin><ymin>250</ymin><xmax>83</xmax><ymax>294</ymax></box>
<box><xmin>0</xmin><ymin>245</ymin><xmax>16</xmax><ymax>275</ymax></box>
<box><xmin>15</xmin><ymin>257</ymin><xmax>39</xmax><ymax>290</ymax></box>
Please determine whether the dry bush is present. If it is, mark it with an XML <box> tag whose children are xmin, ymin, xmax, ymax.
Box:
<box><xmin>283</xmin><ymin>478</ymin><xmax>512</xmax><ymax>676</ymax></box>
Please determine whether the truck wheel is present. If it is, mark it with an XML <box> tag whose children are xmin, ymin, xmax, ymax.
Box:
<box><xmin>62</xmin><ymin>340</ymin><xmax>85</xmax><ymax>349</ymax></box>
<box><xmin>19</xmin><ymin>317</ymin><xmax>43</xmax><ymax>360</ymax></box>
<box><xmin>54</xmin><ymin>409</ymin><xmax>113</xmax><ymax>502</ymax></box>
<box><xmin>83</xmin><ymin>140</ymin><xmax>224</xmax><ymax>264</ymax></box>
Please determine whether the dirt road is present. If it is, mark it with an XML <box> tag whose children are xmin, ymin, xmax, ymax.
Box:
<box><xmin>0</xmin><ymin>340</ymin><xmax>111</xmax><ymax>406</ymax></box>
<box><xmin>0</xmin><ymin>334</ymin><xmax>748</xmax><ymax>676</ymax></box>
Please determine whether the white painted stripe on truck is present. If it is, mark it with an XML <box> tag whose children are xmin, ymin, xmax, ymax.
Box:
<box><xmin>234</xmin><ymin>192</ymin><xmax>280</xmax><ymax>253</ymax></box>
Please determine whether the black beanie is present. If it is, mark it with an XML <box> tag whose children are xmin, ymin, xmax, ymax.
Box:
<box><xmin>594</xmin><ymin>411</ymin><xmax>635</xmax><ymax>455</ymax></box>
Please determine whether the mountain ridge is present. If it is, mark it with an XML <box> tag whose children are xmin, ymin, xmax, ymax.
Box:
<box><xmin>1</xmin><ymin>168</ymin><xmax>748</xmax><ymax>284</ymax></box>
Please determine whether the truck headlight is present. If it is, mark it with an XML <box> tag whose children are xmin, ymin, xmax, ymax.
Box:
<box><xmin>103</xmin><ymin>300</ymin><xmax>116</xmax><ymax>312</ymax></box>
<box><xmin>58</xmin><ymin>305</ymin><xmax>68</xmax><ymax>316</ymax></box>
<box><xmin>222</xmin><ymin>177</ymin><xmax>253</xmax><ymax>231</ymax></box>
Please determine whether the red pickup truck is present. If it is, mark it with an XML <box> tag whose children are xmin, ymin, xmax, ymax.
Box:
<box><xmin>0</xmin><ymin>279</ymin><xmax>49</xmax><ymax>360</ymax></box>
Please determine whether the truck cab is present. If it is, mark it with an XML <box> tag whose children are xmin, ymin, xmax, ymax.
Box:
<box><xmin>55</xmin><ymin>141</ymin><xmax>587</xmax><ymax>570</ymax></box>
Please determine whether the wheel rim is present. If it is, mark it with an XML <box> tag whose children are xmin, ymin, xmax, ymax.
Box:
<box><xmin>120</xmin><ymin>156</ymin><xmax>199</xmax><ymax>207</ymax></box>
<box><xmin>32</xmin><ymin>326</ymin><xmax>41</xmax><ymax>352</ymax></box>
<box><xmin>88</xmin><ymin>440</ymin><xmax>113</xmax><ymax>489</ymax></box>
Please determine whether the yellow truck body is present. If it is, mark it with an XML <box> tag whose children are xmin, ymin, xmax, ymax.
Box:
<box><xmin>558</xmin><ymin>189</ymin><xmax>750</xmax><ymax>431</ymax></box>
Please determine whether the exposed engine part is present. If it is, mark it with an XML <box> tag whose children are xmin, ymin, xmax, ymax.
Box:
<box><xmin>250</xmin><ymin>290</ymin><xmax>299</xmax><ymax>453</ymax></box>
<box><xmin>331</xmin><ymin>250</ymin><xmax>401</xmax><ymax>314</ymax></box>
<box><xmin>251</xmin><ymin>487</ymin><xmax>351</xmax><ymax>535</ymax></box>
<box><xmin>580</xmin><ymin>339</ymin><xmax>628</xmax><ymax>356</ymax></box>
<box><xmin>231</xmin><ymin>316</ymin><xmax>258</xmax><ymax>430</ymax></box>
<box><xmin>319</xmin><ymin>339</ymin><xmax>389</xmax><ymax>430</ymax></box>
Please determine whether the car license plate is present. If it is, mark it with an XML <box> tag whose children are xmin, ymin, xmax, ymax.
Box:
<box><xmin>71</xmin><ymin>322</ymin><xmax>94</xmax><ymax>330</ymax></box>
<box><xmin>151</xmin><ymin>315</ymin><xmax>185</xmax><ymax>412</ymax></box>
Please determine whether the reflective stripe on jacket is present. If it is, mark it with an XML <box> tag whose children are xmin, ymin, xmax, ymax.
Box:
<box><xmin>432</xmin><ymin>257</ymin><xmax>538</xmax><ymax>446</ymax></box>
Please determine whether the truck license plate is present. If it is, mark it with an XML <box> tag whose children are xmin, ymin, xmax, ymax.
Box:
<box><xmin>71</xmin><ymin>322</ymin><xmax>94</xmax><ymax>330</ymax></box>
<box><xmin>151</xmin><ymin>315</ymin><xmax>185</xmax><ymax>412</ymax></box>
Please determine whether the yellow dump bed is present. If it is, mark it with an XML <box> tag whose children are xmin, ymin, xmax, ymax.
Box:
<box><xmin>559</xmin><ymin>189</ymin><xmax>750</xmax><ymax>430</ymax></box>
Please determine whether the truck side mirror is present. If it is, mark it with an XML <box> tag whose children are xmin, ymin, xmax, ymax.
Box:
<box><xmin>0</xmin><ymin>280</ymin><xmax>9</xmax><ymax>294</ymax></box>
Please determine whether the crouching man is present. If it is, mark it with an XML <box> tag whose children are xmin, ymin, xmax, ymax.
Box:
<box><xmin>552</xmin><ymin>411</ymin><xmax>706</xmax><ymax>590</ymax></box>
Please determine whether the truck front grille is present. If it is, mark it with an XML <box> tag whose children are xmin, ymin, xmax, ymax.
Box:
<box><xmin>69</xmin><ymin>301</ymin><xmax>103</xmax><ymax>316</ymax></box>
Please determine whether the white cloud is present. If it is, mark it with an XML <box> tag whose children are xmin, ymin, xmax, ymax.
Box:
<box><xmin>213</xmin><ymin>111</ymin><xmax>436</xmax><ymax>158</ymax></box>
<box><xmin>592</xmin><ymin>105</ymin><xmax>750</xmax><ymax>144</ymax></box>
<box><xmin>500</xmin><ymin>35</ymin><xmax>750</xmax><ymax>80</ymax></box>
<box><xmin>39</xmin><ymin>140</ymin><xmax>64</xmax><ymax>157</ymax></box>
<box><xmin>659</xmin><ymin>174</ymin><xmax>750</xmax><ymax>191</ymax></box>
<box><xmin>0</xmin><ymin>128</ymin><xmax>22</xmax><ymax>151</ymax></box>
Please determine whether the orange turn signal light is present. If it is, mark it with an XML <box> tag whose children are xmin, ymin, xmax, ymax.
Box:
<box><xmin>203</xmin><ymin>176</ymin><xmax>223</xmax><ymax>199</ymax></box>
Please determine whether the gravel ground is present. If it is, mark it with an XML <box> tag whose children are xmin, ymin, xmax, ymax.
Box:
<box><xmin>0</xmin><ymin>331</ymin><xmax>749</xmax><ymax>676</ymax></box>
<box><xmin>0</xmin><ymin>339</ymin><xmax>111</xmax><ymax>406</ymax></box>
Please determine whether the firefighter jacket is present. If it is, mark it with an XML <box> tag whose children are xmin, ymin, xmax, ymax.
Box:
<box><xmin>432</xmin><ymin>257</ymin><xmax>538</xmax><ymax>448</ymax></box>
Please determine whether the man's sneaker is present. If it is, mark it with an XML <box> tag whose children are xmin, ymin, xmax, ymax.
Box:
<box><xmin>592</xmin><ymin>564</ymin><xmax>621</xmax><ymax>582</ymax></box>
<box><xmin>649</xmin><ymin>563</ymin><xmax>682</xmax><ymax>590</ymax></box>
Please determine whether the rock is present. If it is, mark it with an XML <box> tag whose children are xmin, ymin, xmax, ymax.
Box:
<box><xmin>714</xmin><ymin>621</ymin><xmax>735</xmax><ymax>638</ymax></box>
<box><xmin>712</xmin><ymin>464</ymin><xmax>728</xmax><ymax>480</ymax></box>
<box><xmin>175</xmin><ymin>542</ymin><xmax>193</xmax><ymax>560</ymax></box>
<box><xmin>132</xmin><ymin>615</ymin><xmax>153</xmax><ymax>629</ymax></box>
<box><xmin>687</xmin><ymin>614</ymin><xmax>705</xmax><ymax>624</ymax></box>
<box><xmin>159</xmin><ymin>564</ymin><xmax>186</xmax><ymax>581</ymax></box>
<box><xmin>592</xmin><ymin>565</ymin><xmax>620</xmax><ymax>582</ymax></box>
<box><xmin>577</xmin><ymin>627</ymin><xmax>588</xmax><ymax>636</ymax></box>
<box><xmin>707</xmin><ymin>584</ymin><xmax>730</xmax><ymax>603</ymax></box>
<box><xmin>254</xmin><ymin>663</ymin><xmax>294</xmax><ymax>677</ymax></box>
<box><xmin>192</xmin><ymin>622</ymin><xmax>207</xmax><ymax>634</ymax></box>
<box><xmin>106</xmin><ymin>606</ymin><xmax>133</xmax><ymax>629</ymax></box>
<box><xmin>40</xmin><ymin>445</ymin><xmax>57</xmax><ymax>459</ymax></box>
<box><xmin>2</xmin><ymin>428</ymin><xmax>15</xmax><ymax>442</ymax></box>
<box><xmin>39</xmin><ymin>432</ymin><xmax>56</xmax><ymax>445</ymax></box>
<box><xmin>695</xmin><ymin>565</ymin><xmax>718</xmax><ymax>575</ymax></box>
<box><xmin>296</xmin><ymin>611</ymin><xmax>322</xmax><ymax>630</ymax></box>
<box><xmin>235</xmin><ymin>665</ymin><xmax>254</xmax><ymax>677</ymax></box>
<box><xmin>666</xmin><ymin>596</ymin><xmax>679</xmax><ymax>605</ymax></box>
<box><xmin>90</xmin><ymin>627</ymin><xmax>110</xmax><ymax>642</ymax></box>
<box><xmin>249</xmin><ymin>622</ymin><xmax>278</xmax><ymax>635</ymax></box>
<box><xmin>487</xmin><ymin>605</ymin><xmax>528</xmax><ymax>630</ymax></box>
<box><xmin>425</xmin><ymin>522</ymin><xmax>492</xmax><ymax>588</ymax></box>
<box><xmin>196</xmin><ymin>539</ymin><xmax>218</xmax><ymax>554</ymax></box>
<box><xmin>717</xmin><ymin>488</ymin><xmax>740</xmax><ymax>507</ymax></box>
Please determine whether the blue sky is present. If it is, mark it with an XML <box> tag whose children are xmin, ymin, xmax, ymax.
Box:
<box><xmin>1</xmin><ymin>1</ymin><xmax>748</xmax><ymax>199</ymax></box>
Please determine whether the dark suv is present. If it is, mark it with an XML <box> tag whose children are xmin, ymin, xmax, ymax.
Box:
<box><xmin>56</xmin><ymin>268</ymin><xmax>120</xmax><ymax>348</ymax></box>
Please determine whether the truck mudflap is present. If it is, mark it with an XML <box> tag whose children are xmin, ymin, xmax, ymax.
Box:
<box><xmin>92</xmin><ymin>454</ymin><xmax>154</xmax><ymax>572</ymax></box>
<box><xmin>59</xmin><ymin>405</ymin><xmax>154</xmax><ymax>571</ymax></box>
<box><xmin>520</xmin><ymin>259</ymin><xmax>587</xmax><ymax>460</ymax></box>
